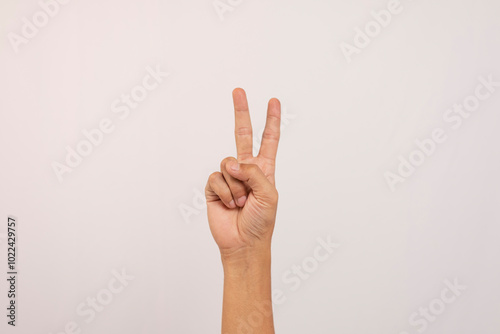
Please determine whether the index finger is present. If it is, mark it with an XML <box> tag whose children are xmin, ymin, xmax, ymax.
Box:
<box><xmin>233</xmin><ymin>88</ymin><xmax>253</xmax><ymax>161</ymax></box>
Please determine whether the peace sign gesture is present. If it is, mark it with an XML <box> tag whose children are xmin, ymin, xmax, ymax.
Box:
<box><xmin>205</xmin><ymin>88</ymin><xmax>281</xmax><ymax>256</ymax></box>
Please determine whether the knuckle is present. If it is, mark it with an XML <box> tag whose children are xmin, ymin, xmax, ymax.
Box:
<box><xmin>262</xmin><ymin>130</ymin><xmax>280</xmax><ymax>141</ymax></box>
<box><xmin>267</xmin><ymin>113</ymin><xmax>281</xmax><ymax>121</ymax></box>
<box><xmin>269</xmin><ymin>189</ymin><xmax>279</xmax><ymax>204</ymax></box>
<box><xmin>235</xmin><ymin>127</ymin><xmax>252</xmax><ymax>137</ymax></box>
<box><xmin>220</xmin><ymin>156</ymin><xmax>236</xmax><ymax>170</ymax></box>
<box><xmin>208</xmin><ymin>172</ymin><xmax>220</xmax><ymax>183</ymax></box>
<box><xmin>237</xmin><ymin>153</ymin><xmax>253</xmax><ymax>160</ymax></box>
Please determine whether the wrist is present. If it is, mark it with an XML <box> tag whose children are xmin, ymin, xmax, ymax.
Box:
<box><xmin>221</xmin><ymin>244</ymin><xmax>272</xmax><ymax>273</ymax></box>
<box><xmin>220</xmin><ymin>244</ymin><xmax>275</xmax><ymax>334</ymax></box>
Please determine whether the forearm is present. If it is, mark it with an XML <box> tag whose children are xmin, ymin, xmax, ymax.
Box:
<box><xmin>221</xmin><ymin>246</ymin><xmax>275</xmax><ymax>334</ymax></box>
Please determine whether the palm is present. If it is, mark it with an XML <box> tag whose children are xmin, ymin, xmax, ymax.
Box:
<box><xmin>206</xmin><ymin>89</ymin><xmax>281</xmax><ymax>251</ymax></box>
<box><xmin>208</xmin><ymin>156</ymin><xmax>276</xmax><ymax>250</ymax></box>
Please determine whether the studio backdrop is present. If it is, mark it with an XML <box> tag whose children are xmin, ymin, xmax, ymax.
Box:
<box><xmin>1</xmin><ymin>0</ymin><xmax>499</xmax><ymax>333</ymax></box>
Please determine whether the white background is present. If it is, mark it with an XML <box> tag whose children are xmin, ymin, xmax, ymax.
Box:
<box><xmin>1</xmin><ymin>0</ymin><xmax>499</xmax><ymax>333</ymax></box>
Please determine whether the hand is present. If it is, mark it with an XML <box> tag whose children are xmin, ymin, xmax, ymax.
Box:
<box><xmin>205</xmin><ymin>88</ymin><xmax>281</xmax><ymax>259</ymax></box>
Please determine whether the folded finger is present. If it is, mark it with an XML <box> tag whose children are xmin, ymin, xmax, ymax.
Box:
<box><xmin>205</xmin><ymin>172</ymin><xmax>236</xmax><ymax>209</ymax></box>
<box><xmin>221</xmin><ymin>157</ymin><xmax>248</xmax><ymax>207</ymax></box>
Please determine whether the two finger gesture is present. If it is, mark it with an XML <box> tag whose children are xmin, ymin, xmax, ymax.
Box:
<box><xmin>205</xmin><ymin>88</ymin><xmax>281</xmax><ymax>255</ymax></box>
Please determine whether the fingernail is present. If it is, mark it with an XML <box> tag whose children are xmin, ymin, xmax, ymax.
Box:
<box><xmin>229</xmin><ymin>161</ymin><xmax>240</xmax><ymax>171</ymax></box>
<box><xmin>229</xmin><ymin>200</ymin><xmax>236</xmax><ymax>208</ymax></box>
<box><xmin>237</xmin><ymin>196</ymin><xmax>247</xmax><ymax>207</ymax></box>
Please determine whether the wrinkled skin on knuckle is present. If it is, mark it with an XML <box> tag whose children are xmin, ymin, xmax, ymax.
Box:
<box><xmin>235</xmin><ymin>126</ymin><xmax>252</xmax><ymax>137</ymax></box>
<box><xmin>262</xmin><ymin>129</ymin><xmax>280</xmax><ymax>142</ymax></box>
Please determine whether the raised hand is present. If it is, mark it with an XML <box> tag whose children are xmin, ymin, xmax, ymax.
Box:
<box><xmin>205</xmin><ymin>88</ymin><xmax>281</xmax><ymax>257</ymax></box>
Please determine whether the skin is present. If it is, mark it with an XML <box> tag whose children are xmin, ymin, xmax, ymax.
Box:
<box><xmin>205</xmin><ymin>88</ymin><xmax>281</xmax><ymax>334</ymax></box>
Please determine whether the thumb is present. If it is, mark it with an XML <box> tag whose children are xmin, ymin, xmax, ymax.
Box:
<box><xmin>225</xmin><ymin>162</ymin><xmax>278</xmax><ymax>202</ymax></box>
